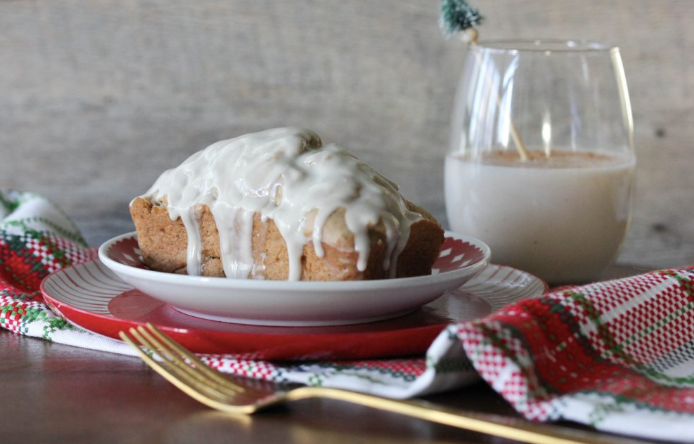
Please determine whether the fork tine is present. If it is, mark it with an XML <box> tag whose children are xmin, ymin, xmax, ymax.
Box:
<box><xmin>142</xmin><ymin>324</ymin><xmax>283</xmax><ymax>403</ymax></box>
<box><xmin>143</xmin><ymin>323</ymin><xmax>244</xmax><ymax>393</ymax></box>
<box><xmin>124</xmin><ymin>328</ymin><xmax>234</xmax><ymax>402</ymax></box>
<box><xmin>119</xmin><ymin>329</ymin><xmax>233</xmax><ymax>408</ymax></box>
<box><xmin>129</xmin><ymin>326</ymin><xmax>239</xmax><ymax>398</ymax></box>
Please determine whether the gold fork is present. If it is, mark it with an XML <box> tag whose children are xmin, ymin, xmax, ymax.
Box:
<box><xmin>120</xmin><ymin>323</ymin><xmax>642</xmax><ymax>444</ymax></box>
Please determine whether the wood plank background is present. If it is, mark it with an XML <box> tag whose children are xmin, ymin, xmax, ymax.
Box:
<box><xmin>1</xmin><ymin>0</ymin><xmax>692</xmax><ymax>269</ymax></box>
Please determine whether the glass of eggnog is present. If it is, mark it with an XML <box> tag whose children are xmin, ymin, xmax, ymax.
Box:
<box><xmin>445</xmin><ymin>40</ymin><xmax>635</xmax><ymax>285</ymax></box>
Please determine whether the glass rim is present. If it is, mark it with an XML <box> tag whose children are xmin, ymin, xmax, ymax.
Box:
<box><xmin>469</xmin><ymin>39</ymin><xmax>619</xmax><ymax>54</ymax></box>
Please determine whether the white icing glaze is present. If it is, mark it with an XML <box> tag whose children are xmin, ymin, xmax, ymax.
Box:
<box><xmin>139</xmin><ymin>127</ymin><xmax>421</xmax><ymax>280</ymax></box>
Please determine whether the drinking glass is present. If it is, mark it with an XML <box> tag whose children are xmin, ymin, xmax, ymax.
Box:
<box><xmin>445</xmin><ymin>40</ymin><xmax>636</xmax><ymax>285</ymax></box>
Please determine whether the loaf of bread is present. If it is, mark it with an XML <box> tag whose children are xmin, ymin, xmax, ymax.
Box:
<box><xmin>130</xmin><ymin>128</ymin><xmax>444</xmax><ymax>281</ymax></box>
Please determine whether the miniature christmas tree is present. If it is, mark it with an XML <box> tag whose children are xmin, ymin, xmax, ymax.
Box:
<box><xmin>439</xmin><ymin>0</ymin><xmax>483</xmax><ymax>39</ymax></box>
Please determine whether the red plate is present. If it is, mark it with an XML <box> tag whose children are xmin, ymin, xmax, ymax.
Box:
<box><xmin>41</xmin><ymin>261</ymin><xmax>545</xmax><ymax>360</ymax></box>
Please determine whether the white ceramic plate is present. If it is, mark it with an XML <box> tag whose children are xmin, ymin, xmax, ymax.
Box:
<box><xmin>41</xmin><ymin>261</ymin><xmax>545</xmax><ymax>359</ymax></box>
<box><xmin>98</xmin><ymin>231</ymin><xmax>491</xmax><ymax>326</ymax></box>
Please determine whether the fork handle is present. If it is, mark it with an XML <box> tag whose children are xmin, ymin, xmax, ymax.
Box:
<box><xmin>285</xmin><ymin>387</ymin><xmax>645</xmax><ymax>444</ymax></box>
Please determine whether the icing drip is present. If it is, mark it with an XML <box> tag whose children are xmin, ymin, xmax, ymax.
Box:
<box><xmin>139</xmin><ymin>127</ymin><xmax>421</xmax><ymax>280</ymax></box>
<box><xmin>174</xmin><ymin>205</ymin><xmax>202</xmax><ymax>276</ymax></box>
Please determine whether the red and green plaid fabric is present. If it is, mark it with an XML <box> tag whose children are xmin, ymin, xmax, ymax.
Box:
<box><xmin>456</xmin><ymin>269</ymin><xmax>694</xmax><ymax>437</ymax></box>
<box><xmin>2</xmin><ymin>189</ymin><xmax>694</xmax><ymax>442</ymax></box>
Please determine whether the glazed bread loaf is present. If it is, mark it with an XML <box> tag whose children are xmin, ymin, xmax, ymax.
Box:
<box><xmin>130</xmin><ymin>197</ymin><xmax>443</xmax><ymax>280</ymax></box>
<box><xmin>130</xmin><ymin>128</ymin><xmax>444</xmax><ymax>281</ymax></box>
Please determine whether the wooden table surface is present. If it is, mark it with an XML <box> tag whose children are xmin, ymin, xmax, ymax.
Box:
<box><xmin>2</xmin><ymin>331</ymin><xmax>519</xmax><ymax>444</ymax></box>
<box><xmin>1</xmin><ymin>264</ymin><xmax>673</xmax><ymax>444</ymax></box>
<box><xmin>0</xmin><ymin>330</ymin><xmax>639</xmax><ymax>444</ymax></box>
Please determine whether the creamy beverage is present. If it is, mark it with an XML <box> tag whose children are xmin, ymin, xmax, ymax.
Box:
<box><xmin>445</xmin><ymin>150</ymin><xmax>635</xmax><ymax>284</ymax></box>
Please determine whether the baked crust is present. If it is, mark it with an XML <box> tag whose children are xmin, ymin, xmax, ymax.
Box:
<box><xmin>130</xmin><ymin>197</ymin><xmax>444</xmax><ymax>281</ymax></box>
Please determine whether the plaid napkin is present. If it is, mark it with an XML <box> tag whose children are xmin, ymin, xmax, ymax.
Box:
<box><xmin>2</xmin><ymin>190</ymin><xmax>694</xmax><ymax>442</ymax></box>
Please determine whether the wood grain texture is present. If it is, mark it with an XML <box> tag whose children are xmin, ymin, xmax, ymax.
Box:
<box><xmin>0</xmin><ymin>331</ymin><xmax>525</xmax><ymax>444</ymax></box>
<box><xmin>3</xmin><ymin>328</ymin><xmax>664</xmax><ymax>444</ymax></box>
<box><xmin>0</xmin><ymin>0</ymin><xmax>692</xmax><ymax>269</ymax></box>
